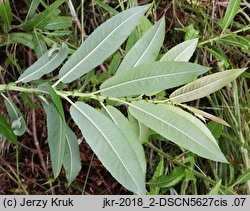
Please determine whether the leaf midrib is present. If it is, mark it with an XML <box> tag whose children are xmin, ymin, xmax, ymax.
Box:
<box><xmin>59</xmin><ymin>8</ymin><xmax>146</xmax><ymax>82</ymax></box>
<box><xmin>222</xmin><ymin>0</ymin><xmax>240</xmax><ymax>30</ymax></box>
<box><xmin>72</xmin><ymin>102</ymin><xmax>144</xmax><ymax>194</ymax></box>
<box><xmin>130</xmin><ymin>103</ymin><xmax>223</xmax><ymax>161</ymax></box>
<box><xmin>133</xmin><ymin>19</ymin><xmax>164</xmax><ymax>67</ymax></box>
<box><xmin>101</xmin><ymin>69</ymin><xmax>202</xmax><ymax>93</ymax></box>
<box><xmin>17</xmin><ymin>48</ymin><xmax>61</xmax><ymax>83</ymax></box>
<box><xmin>0</xmin><ymin>118</ymin><xmax>16</xmax><ymax>142</ymax></box>
<box><xmin>174</xmin><ymin>41</ymin><xmax>197</xmax><ymax>61</ymax></box>
<box><xmin>170</xmin><ymin>71</ymin><xmax>240</xmax><ymax>102</ymax></box>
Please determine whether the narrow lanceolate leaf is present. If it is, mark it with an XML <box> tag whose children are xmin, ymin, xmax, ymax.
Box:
<box><xmin>8</xmin><ymin>33</ymin><xmax>34</xmax><ymax>49</ymax></box>
<box><xmin>26</xmin><ymin>0</ymin><xmax>41</xmax><ymax>20</ymax></box>
<box><xmin>70</xmin><ymin>102</ymin><xmax>145</xmax><ymax>195</ymax></box>
<box><xmin>46</xmin><ymin>83</ymin><xmax>65</xmax><ymax>120</ymax></box>
<box><xmin>32</xmin><ymin>31</ymin><xmax>48</xmax><ymax>58</ymax></box>
<box><xmin>58</xmin><ymin>5</ymin><xmax>150</xmax><ymax>84</ymax></box>
<box><xmin>63</xmin><ymin>126</ymin><xmax>81</xmax><ymax>185</ymax></box>
<box><xmin>39</xmin><ymin>16</ymin><xmax>72</xmax><ymax>31</ymax></box>
<box><xmin>44</xmin><ymin>103</ymin><xmax>66</xmax><ymax>178</ymax></box>
<box><xmin>101</xmin><ymin>62</ymin><xmax>209</xmax><ymax>97</ymax></box>
<box><xmin>0</xmin><ymin>115</ymin><xmax>17</xmax><ymax>145</ymax></box>
<box><xmin>149</xmin><ymin>167</ymin><xmax>185</xmax><ymax>188</ymax></box>
<box><xmin>0</xmin><ymin>0</ymin><xmax>13</xmax><ymax>32</ymax></box>
<box><xmin>180</xmin><ymin>104</ymin><xmax>230</xmax><ymax>127</ymax></box>
<box><xmin>208</xmin><ymin>180</ymin><xmax>222</xmax><ymax>195</ymax></box>
<box><xmin>221</xmin><ymin>0</ymin><xmax>241</xmax><ymax>31</ymax></box>
<box><xmin>129</xmin><ymin>101</ymin><xmax>228</xmax><ymax>163</ymax></box>
<box><xmin>105</xmin><ymin>105</ymin><xmax>146</xmax><ymax>176</ymax></box>
<box><xmin>169</xmin><ymin>68</ymin><xmax>246</xmax><ymax>104</ymax></box>
<box><xmin>117</xmin><ymin>17</ymin><xmax>165</xmax><ymax>73</ymax></box>
<box><xmin>23</xmin><ymin>0</ymin><xmax>66</xmax><ymax>30</ymax></box>
<box><xmin>236</xmin><ymin>168</ymin><xmax>250</xmax><ymax>185</ymax></box>
<box><xmin>17</xmin><ymin>43</ymin><xmax>68</xmax><ymax>83</ymax></box>
<box><xmin>2</xmin><ymin>94</ymin><xmax>26</xmax><ymax>136</ymax></box>
<box><xmin>128</xmin><ymin>111</ymin><xmax>149</xmax><ymax>144</ymax></box>
<box><xmin>160</xmin><ymin>38</ymin><xmax>198</xmax><ymax>62</ymax></box>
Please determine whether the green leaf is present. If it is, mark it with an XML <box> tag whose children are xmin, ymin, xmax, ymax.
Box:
<box><xmin>206</xmin><ymin>48</ymin><xmax>229</xmax><ymax>69</ymax></box>
<box><xmin>128</xmin><ymin>111</ymin><xmax>149</xmax><ymax>144</ymax></box>
<box><xmin>63</xmin><ymin>126</ymin><xmax>81</xmax><ymax>185</ymax></box>
<box><xmin>70</xmin><ymin>101</ymin><xmax>145</xmax><ymax>195</ymax></box>
<box><xmin>148</xmin><ymin>157</ymin><xmax>164</xmax><ymax>194</ymax></box>
<box><xmin>169</xmin><ymin>68</ymin><xmax>246</xmax><ymax>103</ymax></box>
<box><xmin>37</xmin><ymin>83</ymin><xmax>65</xmax><ymax>120</ymax></box>
<box><xmin>2</xmin><ymin>94</ymin><xmax>26</xmax><ymax>136</ymax></box>
<box><xmin>125</xmin><ymin>17</ymin><xmax>152</xmax><ymax>53</ymax></box>
<box><xmin>94</xmin><ymin>0</ymin><xmax>118</xmax><ymax>15</ymax></box>
<box><xmin>221</xmin><ymin>0</ymin><xmax>241</xmax><ymax>31</ymax></box>
<box><xmin>26</xmin><ymin>0</ymin><xmax>41</xmax><ymax>20</ymax></box>
<box><xmin>100</xmin><ymin>62</ymin><xmax>209</xmax><ymax>97</ymax></box>
<box><xmin>184</xmin><ymin>24</ymin><xmax>199</xmax><ymax>40</ymax></box>
<box><xmin>149</xmin><ymin>167</ymin><xmax>185</xmax><ymax>188</ymax></box>
<box><xmin>236</xmin><ymin>168</ymin><xmax>250</xmax><ymax>185</ymax></box>
<box><xmin>32</xmin><ymin>31</ymin><xmax>48</xmax><ymax>58</ymax></box>
<box><xmin>8</xmin><ymin>33</ymin><xmax>34</xmax><ymax>49</ymax></box>
<box><xmin>0</xmin><ymin>114</ymin><xmax>17</xmax><ymax>145</ymax></box>
<box><xmin>109</xmin><ymin>53</ymin><xmax>122</xmax><ymax>74</ymax></box>
<box><xmin>208</xmin><ymin>180</ymin><xmax>222</xmax><ymax>195</ymax></box>
<box><xmin>117</xmin><ymin>17</ymin><xmax>165</xmax><ymax>73</ymax></box>
<box><xmin>0</xmin><ymin>0</ymin><xmax>13</xmax><ymax>32</ymax></box>
<box><xmin>38</xmin><ymin>16</ymin><xmax>72</xmax><ymax>30</ymax></box>
<box><xmin>160</xmin><ymin>38</ymin><xmax>198</xmax><ymax>62</ymax></box>
<box><xmin>218</xmin><ymin>36</ymin><xmax>250</xmax><ymax>55</ymax></box>
<box><xmin>17</xmin><ymin>43</ymin><xmax>68</xmax><ymax>83</ymax></box>
<box><xmin>58</xmin><ymin>5</ymin><xmax>150</xmax><ymax>84</ymax></box>
<box><xmin>23</xmin><ymin>0</ymin><xmax>66</xmax><ymax>30</ymax></box>
<box><xmin>104</xmin><ymin>105</ymin><xmax>146</xmax><ymax>176</ymax></box>
<box><xmin>21</xmin><ymin>93</ymin><xmax>38</xmax><ymax>109</ymax></box>
<box><xmin>129</xmin><ymin>101</ymin><xmax>228</xmax><ymax>163</ymax></box>
<box><xmin>44</xmin><ymin>103</ymin><xmax>66</xmax><ymax>178</ymax></box>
